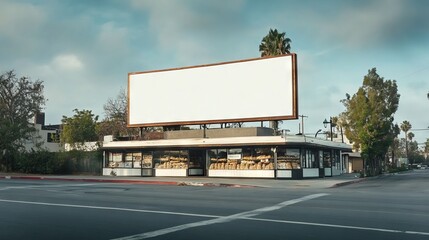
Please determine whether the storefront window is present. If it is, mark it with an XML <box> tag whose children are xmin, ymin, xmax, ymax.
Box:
<box><xmin>332</xmin><ymin>150</ymin><xmax>341</xmax><ymax>170</ymax></box>
<box><xmin>107</xmin><ymin>152</ymin><xmax>123</xmax><ymax>168</ymax></box>
<box><xmin>226</xmin><ymin>148</ymin><xmax>241</xmax><ymax>170</ymax></box>
<box><xmin>124</xmin><ymin>152</ymin><xmax>142</xmax><ymax>168</ymax></box>
<box><xmin>323</xmin><ymin>150</ymin><xmax>331</xmax><ymax>168</ymax></box>
<box><xmin>209</xmin><ymin>149</ymin><xmax>227</xmax><ymax>170</ymax></box>
<box><xmin>153</xmin><ymin>150</ymin><xmax>188</xmax><ymax>169</ymax></box>
<box><xmin>142</xmin><ymin>152</ymin><xmax>153</xmax><ymax>168</ymax></box>
<box><xmin>209</xmin><ymin>147</ymin><xmax>273</xmax><ymax>170</ymax></box>
<box><xmin>277</xmin><ymin>148</ymin><xmax>301</xmax><ymax>169</ymax></box>
<box><xmin>302</xmin><ymin>149</ymin><xmax>318</xmax><ymax>168</ymax></box>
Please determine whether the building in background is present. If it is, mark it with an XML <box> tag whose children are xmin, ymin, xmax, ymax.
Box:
<box><xmin>25</xmin><ymin>112</ymin><xmax>63</xmax><ymax>152</ymax></box>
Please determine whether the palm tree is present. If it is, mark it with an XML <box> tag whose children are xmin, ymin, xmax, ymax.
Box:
<box><xmin>400</xmin><ymin>120</ymin><xmax>412</xmax><ymax>160</ymax></box>
<box><xmin>259</xmin><ymin>28</ymin><xmax>291</xmax><ymax>56</ymax></box>
<box><xmin>259</xmin><ymin>28</ymin><xmax>292</xmax><ymax>131</ymax></box>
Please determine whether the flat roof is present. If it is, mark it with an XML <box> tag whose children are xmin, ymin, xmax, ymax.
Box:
<box><xmin>102</xmin><ymin>135</ymin><xmax>352</xmax><ymax>151</ymax></box>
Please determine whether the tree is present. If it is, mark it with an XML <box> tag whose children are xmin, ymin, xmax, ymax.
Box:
<box><xmin>259</xmin><ymin>28</ymin><xmax>292</xmax><ymax>130</ymax></box>
<box><xmin>0</xmin><ymin>70</ymin><xmax>46</xmax><ymax>171</ymax></box>
<box><xmin>425</xmin><ymin>138</ymin><xmax>429</xmax><ymax>160</ymax></box>
<box><xmin>400</xmin><ymin>120</ymin><xmax>412</xmax><ymax>161</ymax></box>
<box><xmin>341</xmin><ymin>68</ymin><xmax>400</xmax><ymax>176</ymax></box>
<box><xmin>98</xmin><ymin>88</ymin><xmax>134</xmax><ymax>138</ymax></box>
<box><xmin>259</xmin><ymin>28</ymin><xmax>291</xmax><ymax>56</ymax></box>
<box><xmin>98</xmin><ymin>88</ymin><xmax>156</xmax><ymax>140</ymax></box>
<box><xmin>61</xmin><ymin>109</ymin><xmax>99</xmax><ymax>150</ymax></box>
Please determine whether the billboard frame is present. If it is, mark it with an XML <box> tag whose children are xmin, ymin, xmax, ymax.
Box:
<box><xmin>127</xmin><ymin>53</ymin><xmax>298</xmax><ymax>127</ymax></box>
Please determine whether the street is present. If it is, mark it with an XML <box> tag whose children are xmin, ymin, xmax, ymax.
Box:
<box><xmin>1</xmin><ymin>171</ymin><xmax>428</xmax><ymax>240</ymax></box>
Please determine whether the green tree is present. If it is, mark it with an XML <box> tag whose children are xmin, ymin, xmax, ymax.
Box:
<box><xmin>259</xmin><ymin>28</ymin><xmax>291</xmax><ymax>56</ymax></box>
<box><xmin>0</xmin><ymin>70</ymin><xmax>45</xmax><ymax>171</ymax></box>
<box><xmin>341</xmin><ymin>68</ymin><xmax>400</xmax><ymax>176</ymax></box>
<box><xmin>259</xmin><ymin>28</ymin><xmax>292</xmax><ymax>130</ymax></box>
<box><xmin>400</xmin><ymin>120</ymin><xmax>412</xmax><ymax>161</ymax></box>
<box><xmin>61</xmin><ymin>109</ymin><xmax>99</xmax><ymax>149</ymax></box>
<box><xmin>425</xmin><ymin>138</ymin><xmax>429</xmax><ymax>156</ymax></box>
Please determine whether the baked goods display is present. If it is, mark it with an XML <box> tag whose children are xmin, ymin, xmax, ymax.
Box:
<box><xmin>153</xmin><ymin>151</ymin><xmax>189</xmax><ymax>169</ymax></box>
<box><xmin>142</xmin><ymin>154</ymin><xmax>153</xmax><ymax>168</ymax></box>
<box><xmin>156</xmin><ymin>161</ymin><xmax>188</xmax><ymax>169</ymax></box>
<box><xmin>210</xmin><ymin>152</ymin><xmax>274</xmax><ymax>170</ymax></box>
<box><xmin>277</xmin><ymin>154</ymin><xmax>301</xmax><ymax>169</ymax></box>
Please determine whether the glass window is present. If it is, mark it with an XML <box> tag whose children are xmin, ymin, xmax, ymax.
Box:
<box><xmin>302</xmin><ymin>149</ymin><xmax>317</xmax><ymax>168</ymax></box>
<box><xmin>277</xmin><ymin>148</ymin><xmax>301</xmax><ymax>169</ymax></box>
<box><xmin>153</xmin><ymin>150</ymin><xmax>169</xmax><ymax>169</ymax></box>
<box><xmin>323</xmin><ymin>150</ymin><xmax>331</xmax><ymax>168</ymax></box>
<box><xmin>142</xmin><ymin>152</ymin><xmax>153</xmax><ymax>168</ymax></box>
<box><xmin>153</xmin><ymin>150</ymin><xmax>188</xmax><ymax>169</ymax></box>
<box><xmin>332</xmin><ymin>150</ymin><xmax>341</xmax><ymax>170</ymax></box>
<box><xmin>209</xmin><ymin>149</ymin><xmax>227</xmax><ymax>170</ymax></box>
<box><xmin>107</xmin><ymin>152</ymin><xmax>123</xmax><ymax>168</ymax></box>
<box><xmin>254</xmin><ymin>148</ymin><xmax>274</xmax><ymax>170</ymax></box>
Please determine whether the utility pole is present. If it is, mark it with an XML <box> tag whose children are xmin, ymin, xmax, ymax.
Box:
<box><xmin>298</xmin><ymin>115</ymin><xmax>308</xmax><ymax>135</ymax></box>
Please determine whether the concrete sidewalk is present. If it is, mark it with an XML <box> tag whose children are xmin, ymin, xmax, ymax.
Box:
<box><xmin>0</xmin><ymin>172</ymin><xmax>367</xmax><ymax>189</ymax></box>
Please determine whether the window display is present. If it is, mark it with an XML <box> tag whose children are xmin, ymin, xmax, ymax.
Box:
<box><xmin>125</xmin><ymin>152</ymin><xmax>142</xmax><ymax>168</ymax></box>
<box><xmin>277</xmin><ymin>148</ymin><xmax>301</xmax><ymax>169</ymax></box>
<box><xmin>108</xmin><ymin>152</ymin><xmax>122</xmax><ymax>168</ymax></box>
<box><xmin>154</xmin><ymin>150</ymin><xmax>189</xmax><ymax>169</ymax></box>
<box><xmin>142</xmin><ymin>153</ymin><xmax>153</xmax><ymax>168</ymax></box>
<box><xmin>209</xmin><ymin>147</ymin><xmax>274</xmax><ymax>170</ymax></box>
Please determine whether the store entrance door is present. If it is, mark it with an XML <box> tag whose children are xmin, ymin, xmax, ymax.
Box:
<box><xmin>188</xmin><ymin>149</ymin><xmax>206</xmax><ymax>176</ymax></box>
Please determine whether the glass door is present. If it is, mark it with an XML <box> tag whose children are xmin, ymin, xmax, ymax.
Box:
<box><xmin>188</xmin><ymin>149</ymin><xmax>206</xmax><ymax>176</ymax></box>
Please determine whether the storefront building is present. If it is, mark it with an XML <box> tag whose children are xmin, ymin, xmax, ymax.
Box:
<box><xmin>102</xmin><ymin>128</ymin><xmax>351</xmax><ymax>179</ymax></box>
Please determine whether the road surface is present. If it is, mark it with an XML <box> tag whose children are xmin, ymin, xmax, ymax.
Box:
<box><xmin>1</xmin><ymin>170</ymin><xmax>428</xmax><ymax>240</ymax></box>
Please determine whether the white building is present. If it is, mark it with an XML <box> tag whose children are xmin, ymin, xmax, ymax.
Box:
<box><xmin>24</xmin><ymin>113</ymin><xmax>63</xmax><ymax>152</ymax></box>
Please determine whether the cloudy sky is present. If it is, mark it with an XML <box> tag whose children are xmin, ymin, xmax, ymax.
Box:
<box><xmin>1</xmin><ymin>0</ymin><xmax>429</xmax><ymax>144</ymax></box>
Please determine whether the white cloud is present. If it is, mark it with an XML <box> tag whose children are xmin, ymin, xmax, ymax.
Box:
<box><xmin>51</xmin><ymin>54</ymin><xmax>84</xmax><ymax>71</ymax></box>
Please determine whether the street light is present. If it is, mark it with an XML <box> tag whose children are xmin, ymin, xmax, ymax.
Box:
<box><xmin>323</xmin><ymin>117</ymin><xmax>336</xmax><ymax>141</ymax></box>
<box><xmin>315</xmin><ymin>129</ymin><xmax>322</xmax><ymax>138</ymax></box>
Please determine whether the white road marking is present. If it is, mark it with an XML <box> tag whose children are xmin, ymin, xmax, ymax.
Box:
<box><xmin>111</xmin><ymin>193</ymin><xmax>329</xmax><ymax>240</ymax></box>
<box><xmin>0</xmin><ymin>199</ymin><xmax>219</xmax><ymax>218</ymax></box>
<box><xmin>0</xmin><ymin>183</ymin><xmax>100</xmax><ymax>191</ymax></box>
<box><xmin>246</xmin><ymin>217</ymin><xmax>429</xmax><ymax>236</ymax></box>
<box><xmin>1</xmin><ymin>194</ymin><xmax>428</xmax><ymax>238</ymax></box>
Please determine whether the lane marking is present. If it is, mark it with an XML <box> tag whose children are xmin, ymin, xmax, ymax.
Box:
<box><xmin>0</xmin><ymin>183</ymin><xmax>100</xmax><ymax>191</ymax></box>
<box><xmin>1</xmin><ymin>195</ymin><xmax>428</xmax><ymax>238</ymax></box>
<box><xmin>0</xmin><ymin>199</ymin><xmax>219</xmax><ymax>219</ymax></box>
<box><xmin>246</xmin><ymin>217</ymin><xmax>429</xmax><ymax>236</ymax></box>
<box><xmin>111</xmin><ymin>193</ymin><xmax>329</xmax><ymax>240</ymax></box>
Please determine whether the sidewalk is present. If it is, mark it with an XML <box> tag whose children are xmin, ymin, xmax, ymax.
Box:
<box><xmin>0</xmin><ymin>173</ymin><xmax>365</xmax><ymax>188</ymax></box>
<box><xmin>0</xmin><ymin>172</ymin><xmax>366</xmax><ymax>189</ymax></box>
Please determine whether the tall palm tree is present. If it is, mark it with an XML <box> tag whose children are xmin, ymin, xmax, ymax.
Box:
<box><xmin>400</xmin><ymin>120</ymin><xmax>412</xmax><ymax>160</ymax></box>
<box><xmin>259</xmin><ymin>28</ymin><xmax>291</xmax><ymax>56</ymax></box>
<box><xmin>259</xmin><ymin>28</ymin><xmax>292</xmax><ymax>131</ymax></box>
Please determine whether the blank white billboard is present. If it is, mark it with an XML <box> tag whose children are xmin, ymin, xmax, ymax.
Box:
<box><xmin>128</xmin><ymin>54</ymin><xmax>297</xmax><ymax>127</ymax></box>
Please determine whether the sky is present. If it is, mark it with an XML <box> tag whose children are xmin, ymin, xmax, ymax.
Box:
<box><xmin>1</xmin><ymin>0</ymin><xmax>429</xmax><ymax>146</ymax></box>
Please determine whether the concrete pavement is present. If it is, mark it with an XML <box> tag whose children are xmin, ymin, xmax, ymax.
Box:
<box><xmin>0</xmin><ymin>172</ymin><xmax>366</xmax><ymax>189</ymax></box>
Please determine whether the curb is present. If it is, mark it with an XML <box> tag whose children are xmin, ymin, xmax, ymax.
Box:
<box><xmin>330</xmin><ymin>178</ymin><xmax>366</xmax><ymax>188</ymax></box>
<box><xmin>1</xmin><ymin>175</ymin><xmax>258</xmax><ymax>188</ymax></box>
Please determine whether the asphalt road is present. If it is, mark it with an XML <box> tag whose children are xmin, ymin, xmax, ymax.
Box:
<box><xmin>0</xmin><ymin>170</ymin><xmax>428</xmax><ymax>240</ymax></box>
